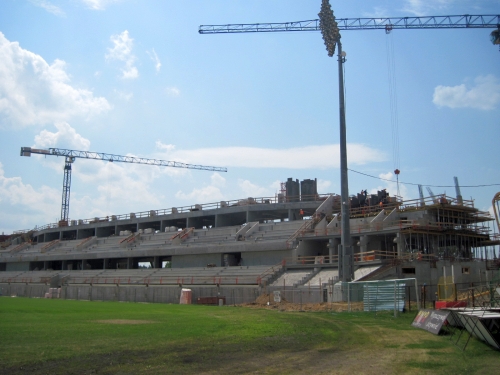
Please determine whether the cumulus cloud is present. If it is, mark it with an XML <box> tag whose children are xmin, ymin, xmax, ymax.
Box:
<box><xmin>30</xmin><ymin>0</ymin><xmax>65</xmax><ymax>16</ymax></box>
<box><xmin>155</xmin><ymin>142</ymin><xmax>386</xmax><ymax>169</ymax></box>
<box><xmin>147</xmin><ymin>49</ymin><xmax>161</xmax><ymax>73</ymax></box>
<box><xmin>0</xmin><ymin>162</ymin><xmax>60</xmax><ymax>229</ymax></box>
<box><xmin>317</xmin><ymin>179</ymin><xmax>332</xmax><ymax>193</ymax></box>
<box><xmin>211</xmin><ymin>173</ymin><xmax>226</xmax><ymax>188</ymax></box>
<box><xmin>81</xmin><ymin>0</ymin><xmax>118</xmax><ymax>10</ymax></box>
<box><xmin>175</xmin><ymin>185</ymin><xmax>224</xmax><ymax>203</ymax></box>
<box><xmin>0</xmin><ymin>32</ymin><xmax>111</xmax><ymax>128</ymax></box>
<box><xmin>33</xmin><ymin>122</ymin><xmax>91</xmax><ymax>150</ymax></box>
<box><xmin>433</xmin><ymin>75</ymin><xmax>500</xmax><ymax>110</ymax></box>
<box><xmin>238</xmin><ymin>179</ymin><xmax>273</xmax><ymax>197</ymax></box>
<box><xmin>106</xmin><ymin>30</ymin><xmax>138</xmax><ymax>79</ymax></box>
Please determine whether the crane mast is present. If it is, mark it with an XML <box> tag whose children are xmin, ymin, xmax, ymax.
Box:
<box><xmin>20</xmin><ymin>147</ymin><xmax>227</xmax><ymax>223</ymax></box>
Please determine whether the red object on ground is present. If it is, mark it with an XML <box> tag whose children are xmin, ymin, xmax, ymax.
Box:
<box><xmin>179</xmin><ymin>288</ymin><xmax>192</xmax><ymax>304</ymax></box>
<box><xmin>435</xmin><ymin>301</ymin><xmax>467</xmax><ymax>309</ymax></box>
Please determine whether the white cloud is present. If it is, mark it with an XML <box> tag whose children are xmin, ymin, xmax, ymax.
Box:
<box><xmin>211</xmin><ymin>173</ymin><xmax>226</xmax><ymax>188</ymax></box>
<box><xmin>33</xmin><ymin>122</ymin><xmax>91</xmax><ymax>150</ymax></box>
<box><xmin>0</xmin><ymin>163</ymin><xmax>60</xmax><ymax>227</ymax></box>
<box><xmin>114</xmin><ymin>89</ymin><xmax>133</xmax><ymax>101</ymax></box>
<box><xmin>433</xmin><ymin>75</ymin><xmax>500</xmax><ymax>110</ymax></box>
<box><xmin>317</xmin><ymin>179</ymin><xmax>332</xmax><ymax>193</ymax></box>
<box><xmin>368</xmin><ymin>171</ymin><xmax>408</xmax><ymax>199</ymax></box>
<box><xmin>147</xmin><ymin>49</ymin><xmax>161</xmax><ymax>73</ymax></box>
<box><xmin>165</xmin><ymin>87</ymin><xmax>180</xmax><ymax>97</ymax></box>
<box><xmin>402</xmin><ymin>0</ymin><xmax>454</xmax><ymax>16</ymax></box>
<box><xmin>238</xmin><ymin>179</ymin><xmax>273</xmax><ymax>197</ymax></box>
<box><xmin>156</xmin><ymin>144</ymin><xmax>385</xmax><ymax>169</ymax></box>
<box><xmin>175</xmin><ymin>185</ymin><xmax>224</xmax><ymax>203</ymax></box>
<box><xmin>269</xmin><ymin>180</ymin><xmax>282</xmax><ymax>193</ymax></box>
<box><xmin>81</xmin><ymin>0</ymin><xmax>118</xmax><ymax>10</ymax></box>
<box><xmin>30</xmin><ymin>0</ymin><xmax>65</xmax><ymax>16</ymax></box>
<box><xmin>155</xmin><ymin>141</ymin><xmax>176</xmax><ymax>152</ymax></box>
<box><xmin>0</xmin><ymin>32</ymin><xmax>111</xmax><ymax>128</ymax></box>
<box><xmin>106</xmin><ymin>30</ymin><xmax>138</xmax><ymax>80</ymax></box>
<box><xmin>174</xmin><ymin>173</ymin><xmax>226</xmax><ymax>203</ymax></box>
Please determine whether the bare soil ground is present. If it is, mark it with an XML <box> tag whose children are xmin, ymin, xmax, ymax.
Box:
<box><xmin>240</xmin><ymin>293</ymin><xmax>364</xmax><ymax>312</ymax></box>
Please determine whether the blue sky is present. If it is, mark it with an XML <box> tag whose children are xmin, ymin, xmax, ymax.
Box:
<box><xmin>0</xmin><ymin>0</ymin><xmax>499</xmax><ymax>234</ymax></box>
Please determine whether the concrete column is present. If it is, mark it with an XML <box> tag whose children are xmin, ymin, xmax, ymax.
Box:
<box><xmin>215</xmin><ymin>214</ymin><xmax>232</xmax><ymax>228</ymax></box>
<box><xmin>43</xmin><ymin>261</ymin><xmax>49</xmax><ymax>270</ymax></box>
<box><xmin>329</xmin><ymin>238</ymin><xmax>340</xmax><ymax>262</ymax></box>
<box><xmin>153</xmin><ymin>256</ymin><xmax>160</xmax><ymax>269</ymax></box>
<box><xmin>103</xmin><ymin>258</ymin><xmax>108</xmax><ymax>270</ymax></box>
<box><xmin>62</xmin><ymin>260</ymin><xmax>67</xmax><ymax>270</ymax></box>
<box><xmin>396</xmin><ymin>233</ymin><xmax>403</xmax><ymax>257</ymax></box>
<box><xmin>288</xmin><ymin>209</ymin><xmax>300</xmax><ymax>221</ymax></box>
<box><xmin>127</xmin><ymin>258</ymin><xmax>133</xmax><ymax>269</ymax></box>
<box><xmin>359</xmin><ymin>235</ymin><xmax>369</xmax><ymax>254</ymax></box>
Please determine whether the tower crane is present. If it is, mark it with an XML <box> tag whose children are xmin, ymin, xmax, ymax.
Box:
<box><xmin>198</xmin><ymin>4</ymin><xmax>499</xmax><ymax>283</ymax></box>
<box><xmin>20</xmin><ymin>147</ymin><xmax>227</xmax><ymax>223</ymax></box>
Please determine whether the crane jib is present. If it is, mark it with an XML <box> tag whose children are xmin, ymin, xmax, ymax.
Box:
<box><xmin>199</xmin><ymin>15</ymin><xmax>500</xmax><ymax>34</ymax></box>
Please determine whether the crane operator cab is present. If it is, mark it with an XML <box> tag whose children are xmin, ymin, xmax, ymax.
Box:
<box><xmin>491</xmin><ymin>29</ymin><xmax>500</xmax><ymax>45</ymax></box>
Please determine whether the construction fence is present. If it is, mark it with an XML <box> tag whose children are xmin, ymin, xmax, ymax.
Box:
<box><xmin>2</xmin><ymin>278</ymin><xmax>498</xmax><ymax>310</ymax></box>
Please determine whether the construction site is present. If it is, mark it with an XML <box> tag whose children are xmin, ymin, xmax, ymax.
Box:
<box><xmin>1</xmin><ymin>3</ymin><xmax>500</xmax><ymax>354</ymax></box>
<box><xmin>1</xmin><ymin>176</ymin><xmax>499</xmax><ymax>309</ymax></box>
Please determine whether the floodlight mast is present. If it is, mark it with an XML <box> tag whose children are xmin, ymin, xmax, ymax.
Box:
<box><xmin>318</xmin><ymin>0</ymin><xmax>353</xmax><ymax>283</ymax></box>
<box><xmin>20</xmin><ymin>147</ymin><xmax>228</xmax><ymax>222</ymax></box>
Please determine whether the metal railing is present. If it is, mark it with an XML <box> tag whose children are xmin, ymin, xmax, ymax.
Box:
<box><xmin>30</xmin><ymin>194</ymin><xmax>331</xmax><ymax>232</ymax></box>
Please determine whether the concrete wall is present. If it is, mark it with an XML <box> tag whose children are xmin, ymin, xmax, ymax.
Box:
<box><xmin>0</xmin><ymin>283</ymin><xmax>260</xmax><ymax>305</ymax></box>
<box><xmin>6</xmin><ymin>262</ymin><xmax>30</xmax><ymax>271</ymax></box>
<box><xmin>242</xmin><ymin>250</ymin><xmax>289</xmax><ymax>266</ymax></box>
<box><xmin>172</xmin><ymin>253</ymin><xmax>222</xmax><ymax>268</ymax></box>
<box><xmin>0</xmin><ymin>283</ymin><xmax>48</xmax><ymax>297</ymax></box>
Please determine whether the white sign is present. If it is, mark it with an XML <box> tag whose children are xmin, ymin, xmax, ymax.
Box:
<box><xmin>273</xmin><ymin>291</ymin><xmax>281</xmax><ymax>303</ymax></box>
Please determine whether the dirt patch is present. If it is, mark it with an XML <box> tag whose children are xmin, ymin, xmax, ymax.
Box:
<box><xmin>93</xmin><ymin>319</ymin><xmax>158</xmax><ymax>324</ymax></box>
<box><xmin>239</xmin><ymin>293</ymin><xmax>364</xmax><ymax>312</ymax></box>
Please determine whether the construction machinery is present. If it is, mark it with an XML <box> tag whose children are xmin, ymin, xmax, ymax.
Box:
<box><xmin>198</xmin><ymin>4</ymin><xmax>499</xmax><ymax>283</ymax></box>
<box><xmin>20</xmin><ymin>147</ymin><xmax>227</xmax><ymax>224</ymax></box>
<box><xmin>493</xmin><ymin>192</ymin><xmax>500</xmax><ymax>233</ymax></box>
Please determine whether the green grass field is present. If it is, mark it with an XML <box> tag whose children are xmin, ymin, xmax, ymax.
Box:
<box><xmin>0</xmin><ymin>297</ymin><xmax>499</xmax><ymax>375</ymax></box>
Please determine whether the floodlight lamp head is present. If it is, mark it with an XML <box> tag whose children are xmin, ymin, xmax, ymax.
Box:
<box><xmin>318</xmin><ymin>0</ymin><xmax>340</xmax><ymax>57</ymax></box>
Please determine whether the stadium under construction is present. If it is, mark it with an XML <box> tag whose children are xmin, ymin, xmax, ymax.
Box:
<box><xmin>1</xmin><ymin>177</ymin><xmax>499</xmax><ymax>307</ymax></box>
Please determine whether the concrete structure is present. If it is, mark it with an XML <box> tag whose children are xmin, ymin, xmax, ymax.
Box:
<box><xmin>1</xmin><ymin>180</ymin><xmax>499</xmax><ymax>304</ymax></box>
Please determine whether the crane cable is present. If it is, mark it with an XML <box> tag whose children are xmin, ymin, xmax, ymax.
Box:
<box><xmin>348</xmin><ymin>168</ymin><xmax>500</xmax><ymax>187</ymax></box>
<box><xmin>386</xmin><ymin>32</ymin><xmax>401</xmax><ymax>196</ymax></box>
